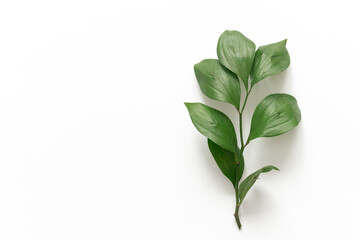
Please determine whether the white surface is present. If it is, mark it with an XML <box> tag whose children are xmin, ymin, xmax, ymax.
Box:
<box><xmin>0</xmin><ymin>0</ymin><xmax>359</xmax><ymax>239</ymax></box>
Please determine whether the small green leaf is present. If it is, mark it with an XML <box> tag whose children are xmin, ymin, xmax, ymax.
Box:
<box><xmin>194</xmin><ymin>59</ymin><xmax>240</xmax><ymax>109</ymax></box>
<box><xmin>239</xmin><ymin>165</ymin><xmax>279</xmax><ymax>205</ymax></box>
<box><xmin>217</xmin><ymin>30</ymin><xmax>256</xmax><ymax>90</ymax></box>
<box><xmin>208</xmin><ymin>139</ymin><xmax>237</xmax><ymax>186</ymax></box>
<box><xmin>248</xmin><ymin>94</ymin><xmax>301</xmax><ymax>141</ymax></box>
<box><xmin>185</xmin><ymin>103</ymin><xmax>237</xmax><ymax>152</ymax></box>
<box><xmin>251</xmin><ymin>40</ymin><xmax>290</xmax><ymax>87</ymax></box>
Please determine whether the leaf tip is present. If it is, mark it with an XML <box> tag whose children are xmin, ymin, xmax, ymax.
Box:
<box><xmin>270</xmin><ymin>165</ymin><xmax>280</xmax><ymax>171</ymax></box>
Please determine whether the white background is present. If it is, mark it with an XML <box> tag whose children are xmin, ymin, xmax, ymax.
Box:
<box><xmin>1</xmin><ymin>0</ymin><xmax>359</xmax><ymax>239</ymax></box>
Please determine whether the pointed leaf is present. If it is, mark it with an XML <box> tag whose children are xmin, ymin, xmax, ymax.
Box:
<box><xmin>208</xmin><ymin>139</ymin><xmax>237</xmax><ymax>186</ymax></box>
<box><xmin>217</xmin><ymin>30</ymin><xmax>256</xmax><ymax>90</ymax></box>
<box><xmin>248</xmin><ymin>94</ymin><xmax>301</xmax><ymax>141</ymax></box>
<box><xmin>185</xmin><ymin>103</ymin><xmax>237</xmax><ymax>152</ymax></box>
<box><xmin>251</xmin><ymin>40</ymin><xmax>290</xmax><ymax>86</ymax></box>
<box><xmin>194</xmin><ymin>59</ymin><xmax>241</xmax><ymax>109</ymax></box>
<box><xmin>239</xmin><ymin>165</ymin><xmax>279</xmax><ymax>204</ymax></box>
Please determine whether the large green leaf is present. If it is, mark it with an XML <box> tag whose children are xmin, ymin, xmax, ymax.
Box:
<box><xmin>194</xmin><ymin>59</ymin><xmax>240</xmax><ymax>109</ymax></box>
<box><xmin>208</xmin><ymin>140</ymin><xmax>244</xmax><ymax>187</ymax></box>
<box><xmin>239</xmin><ymin>165</ymin><xmax>279</xmax><ymax>205</ymax></box>
<box><xmin>217</xmin><ymin>30</ymin><xmax>256</xmax><ymax>90</ymax></box>
<box><xmin>208</xmin><ymin>139</ymin><xmax>237</xmax><ymax>186</ymax></box>
<box><xmin>251</xmin><ymin>40</ymin><xmax>290</xmax><ymax>87</ymax></box>
<box><xmin>248</xmin><ymin>94</ymin><xmax>301</xmax><ymax>141</ymax></box>
<box><xmin>185</xmin><ymin>103</ymin><xmax>237</xmax><ymax>152</ymax></box>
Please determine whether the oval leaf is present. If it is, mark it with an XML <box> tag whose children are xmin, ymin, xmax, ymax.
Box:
<box><xmin>185</xmin><ymin>103</ymin><xmax>237</xmax><ymax>152</ymax></box>
<box><xmin>239</xmin><ymin>165</ymin><xmax>279</xmax><ymax>205</ymax></box>
<box><xmin>248</xmin><ymin>94</ymin><xmax>301</xmax><ymax>141</ymax></box>
<box><xmin>217</xmin><ymin>30</ymin><xmax>256</xmax><ymax>90</ymax></box>
<box><xmin>194</xmin><ymin>59</ymin><xmax>240</xmax><ymax>109</ymax></box>
<box><xmin>208</xmin><ymin>139</ymin><xmax>237</xmax><ymax>186</ymax></box>
<box><xmin>251</xmin><ymin>39</ymin><xmax>290</xmax><ymax>87</ymax></box>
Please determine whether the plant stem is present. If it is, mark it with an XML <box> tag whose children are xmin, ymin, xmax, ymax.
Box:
<box><xmin>238</xmin><ymin>87</ymin><xmax>252</xmax><ymax>147</ymax></box>
<box><xmin>239</xmin><ymin>112</ymin><xmax>244</xmax><ymax>147</ymax></box>
<box><xmin>234</xmin><ymin>148</ymin><xmax>243</xmax><ymax>230</ymax></box>
<box><xmin>241</xmin><ymin>88</ymin><xmax>252</xmax><ymax>114</ymax></box>
<box><xmin>234</xmin><ymin>87</ymin><xmax>253</xmax><ymax>230</ymax></box>
<box><xmin>234</xmin><ymin>203</ymin><xmax>241</xmax><ymax>229</ymax></box>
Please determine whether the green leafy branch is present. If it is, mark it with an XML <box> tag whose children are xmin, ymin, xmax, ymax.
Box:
<box><xmin>185</xmin><ymin>30</ymin><xmax>301</xmax><ymax>230</ymax></box>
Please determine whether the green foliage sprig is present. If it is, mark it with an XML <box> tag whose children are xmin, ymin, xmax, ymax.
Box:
<box><xmin>185</xmin><ymin>30</ymin><xmax>301</xmax><ymax>230</ymax></box>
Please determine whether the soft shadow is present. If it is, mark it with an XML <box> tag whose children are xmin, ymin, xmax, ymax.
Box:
<box><xmin>238</xmin><ymin>68</ymin><xmax>305</xmax><ymax>219</ymax></box>
<box><xmin>246</xmin><ymin>70</ymin><xmax>291</xmax><ymax>117</ymax></box>
<box><xmin>248</xmin><ymin>127</ymin><xmax>301</xmax><ymax>166</ymax></box>
<box><xmin>243</xmin><ymin>67</ymin><xmax>304</xmax><ymax>173</ymax></box>
<box><xmin>240</xmin><ymin>188</ymin><xmax>273</xmax><ymax>218</ymax></box>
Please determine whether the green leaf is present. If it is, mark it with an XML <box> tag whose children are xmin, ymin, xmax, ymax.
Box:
<box><xmin>208</xmin><ymin>140</ymin><xmax>245</xmax><ymax>187</ymax></box>
<box><xmin>208</xmin><ymin>139</ymin><xmax>237</xmax><ymax>186</ymax></box>
<box><xmin>194</xmin><ymin>59</ymin><xmax>240</xmax><ymax>109</ymax></box>
<box><xmin>251</xmin><ymin>40</ymin><xmax>290</xmax><ymax>87</ymax></box>
<box><xmin>185</xmin><ymin>103</ymin><xmax>237</xmax><ymax>152</ymax></box>
<box><xmin>239</xmin><ymin>165</ymin><xmax>279</xmax><ymax>205</ymax></box>
<box><xmin>248</xmin><ymin>94</ymin><xmax>301</xmax><ymax>141</ymax></box>
<box><xmin>217</xmin><ymin>30</ymin><xmax>256</xmax><ymax>90</ymax></box>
